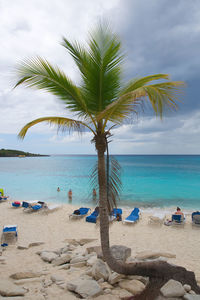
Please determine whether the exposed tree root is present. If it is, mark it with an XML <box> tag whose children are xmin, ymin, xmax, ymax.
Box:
<box><xmin>123</xmin><ymin>265</ymin><xmax>200</xmax><ymax>300</ymax></box>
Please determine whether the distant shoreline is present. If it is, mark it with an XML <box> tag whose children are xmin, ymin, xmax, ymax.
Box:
<box><xmin>0</xmin><ymin>148</ymin><xmax>49</xmax><ymax>157</ymax></box>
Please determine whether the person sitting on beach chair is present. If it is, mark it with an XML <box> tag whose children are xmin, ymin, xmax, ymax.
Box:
<box><xmin>175</xmin><ymin>207</ymin><xmax>184</xmax><ymax>216</ymax></box>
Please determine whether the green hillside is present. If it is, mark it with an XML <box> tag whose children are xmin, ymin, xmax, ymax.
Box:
<box><xmin>0</xmin><ymin>149</ymin><xmax>49</xmax><ymax>157</ymax></box>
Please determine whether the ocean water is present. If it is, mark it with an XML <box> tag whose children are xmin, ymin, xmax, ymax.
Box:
<box><xmin>0</xmin><ymin>155</ymin><xmax>200</xmax><ymax>210</ymax></box>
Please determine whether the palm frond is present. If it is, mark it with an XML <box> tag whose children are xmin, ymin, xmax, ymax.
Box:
<box><xmin>98</xmin><ymin>79</ymin><xmax>185</xmax><ymax>126</ymax></box>
<box><xmin>90</xmin><ymin>155</ymin><xmax>121</xmax><ymax>214</ymax></box>
<box><xmin>14</xmin><ymin>56</ymin><xmax>88</xmax><ymax>117</ymax></box>
<box><xmin>18</xmin><ymin>116</ymin><xmax>93</xmax><ymax>139</ymax></box>
<box><xmin>107</xmin><ymin>156</ymin><xmax>122</xmax><ymax>212</ymax></box>
<box><xmin>63</xmin><ymin>25</ymin><xmax>124</xmax><ymax>115</ymax></box>
<box><xmin>120</xmin><ymin>74</ymin><xmax>170</xmax><ymax>95</ymax></box>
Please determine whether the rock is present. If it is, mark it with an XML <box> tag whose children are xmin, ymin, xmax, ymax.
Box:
<box><xmin>99</xmin><ymin>282</ymin><xmax>113</xmax><ymax>290</ymax></box>
<box><xmin>92</xmin><ymin>259</ymin><xmax>110</xmax><ymax>281</ymax></box>
<box><xmin>60</xmin><ymin>245</ymin><xmax>70</xmax><ymax>254</ymax></box>
<box><xmin>70</xmin><ymin>261</ymin><xmax>86</xmax><ymax>268</ymax></box>
<box><xmin>0</xmin><ymin>280</ymin><xmax>26</xmax><ymax>297</ymax></box>
<box><xmin>108</xmin><ymin>272</ymin><xmax>124</xmax><ymax>285</ymax></box>
<box><xmin>160</xmin><ymin>279</ymin><xmax>186</xmax><ymax>297</ymax></box>
<box><xmin>126</xmin><ymin>275</ymin><xmax>149</xmax><ymax>285</ymax></box>
<box><xmin>67</xmin><ymin>278</ymin><xmax>102</xmax><ymax>298</ymax></box>
<box><xmin>184</xmin><ymin>295</ymin><xmax>200</xmax><ymax>300</ymax></box>
<box><xmin>119</xmin><ymin>279</ymin><xmax>145</xmax><ymax>295</ymax></box>
<box><xmin>95</xmin><ymin>295</ymin><xmax>119</xmax><ymax>300</ymax></box>
<box><xmin>87</xmin><ymin>245</ymin><xmax>102</xmax><ymax>256</ymax></box>
<box><xmin>189</xmin><ymin>291</ymin><xmax>196</xmax><ymax>295</ymax></box>
<box><xmin>77</xmin><ymin>238</ymin><xmax>97</xmax><ymax>245</ymax></box>
<box><xmin>14</xmin><ymin>278</ymin><xmax>42</xmax><ymax>285</ymax></box>
<box><xmin>110</xmin><ymin>245</ymin><xmax>131</xmax><ymax>262</ymax></box>
<box><xmin>29</xmin><ymin>242</ymin><xmax>45</xmax><ymax>247</ymax></box>
<box><xmin>136</xmin><ymin>251</ymin><xmax>176</xmax><ymax>260</ymax></box>
<box><xmin>104</xmin><ymin>288</ymin><xmax>112</xmax><ymax>294</ymax></box>
<box><xmin>42</xmin><ymin>279</ymin><xmax>53</xmax><ymax>287</ymax></box>
<box><xmin>64</xmin><ymin>239</ymin><xmax>79</xmax><ymax>246</ymax></box>
<box><xmin>70</xmin><ymin>255</ymin><xmax>87</xmax><ymax>264</ymax></box>
<box><xmin>52</xmin><ymin>254</ymin><xmax>71</xmax><ymax>266</ymax></box>
<box><xmin>17</xmin><ymin>244</ymin><xmax>29</xmax><ymax>250</ymax></box>
<box><xmin>73</xmin><ymin>247</ymin><xmax>88</xmax><ymax>257</ymax></box>
<box><xmin>10</xmin><ymin>272</ymin><xmax>42</xmax><ymax>280</ymax></box>
<box><xmin>40</xmin><ymin>251</ymin><xmax>58</xmax><ymax>263</ymax></box>
<box><xmin>75</xmin><ymin>279</ymin><xmax>102</xmax><ymax>298</ymax></box>
<box><xmin>58</xmin><ymin>263</ymin><xmax>70</xmax><ymax>270</ymax></box>
<box><xmin>126</xmin><ymin>256</ymin><xmax>136</xmax><ymax>263</ymax></box>
<box><xmin>87</xmin><ymin>255</ymin><xmax>97</xmax><ymax>266</ymax></box>
<box><xmin>112</xmin><ymin>288</ymin><xmax>133</xmax><ymax>299</ymax></box>
<box><xmin>84</xmin><ymin>267</ymin><xmax>93</xmax><ymax>276</ymax></box>
<box><xmin>51</xmin><ymin>274</ymin><xmax>65</xmax><ymax>283</ymax></box>
<box><xmin>184</xmin><ymin>284</ymin><xmax>192</xmax><ymax>292</ymax></box>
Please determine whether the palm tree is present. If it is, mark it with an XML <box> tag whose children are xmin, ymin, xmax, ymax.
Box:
<box><xmin>15</xmin><ymin>25</ymin><xmax>199</xmax><ymax>290</ymax></box>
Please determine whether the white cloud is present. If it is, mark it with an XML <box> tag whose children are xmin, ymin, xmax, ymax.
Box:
<box><xmin>108</xmin><ymin>111</ymin><xmax>200</xmax><ymax>154</ymax></box>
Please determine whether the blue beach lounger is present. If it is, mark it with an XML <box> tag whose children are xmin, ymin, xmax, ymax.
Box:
<box><xmin>1</xmin><ymin>225</ymin><xmax>18</xmax><ymax>245</ymax></box>
<box><xmin>86</xmin><ymin>209</ymin><xmax>99</xmax><ymax>223</ymax></box>
<box><xmin>123</xmin><ymin>208</ymin><xmax>140</xmax><ymax>224</ymax></box>
<box><xmin>192</xmin><ymin>211</ymin><xmax>200</xmax><ymax>226</ymax></box>
<box><xmin>69</xmin><ymin>207</ymin><xmax>91</xmax><ymax>219</ymax></box>
<box><xmin>171</xmin><ymin>214</ymin><xmax>185</xmax><ymax>225</ymax></box>
<box><xmin>109</xmin><ymin>208</ymin><xmax>123</xmax><ymax>222</ymax></box>
<box><xmin>12</xmin><ymin>201</ymin><xmax>21</xmax><ymax>208</ymax></box>
<box><xmin>0</xmin><ymin>196</ymin><xmax>9</xmax><ymax>202</ymax></box>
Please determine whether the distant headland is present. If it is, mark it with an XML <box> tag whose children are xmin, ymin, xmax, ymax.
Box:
<box><xmin>0</xmin><ymin>149</ymin><xmax>49</xmax><ymax>157</ymax></box>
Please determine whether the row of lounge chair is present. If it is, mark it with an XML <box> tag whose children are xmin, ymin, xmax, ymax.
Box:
<box><xmin>69</xmin><ymin>207</ymin><xmax>141</xmax><ymax>224</ymax></box>
<box><xmin>11</xmin><ymin>201</ymin><xmax>60</xmax><ymax>213</ymax></box>
<box><xmin>149</xmin><ymin>211</ymin><xmax>200</xmax><ymax>226</ymax></box>
<box><xmin>70</xmin><ymin>207</ymin><xmax>200</xmax><ymax>226</ymax></box>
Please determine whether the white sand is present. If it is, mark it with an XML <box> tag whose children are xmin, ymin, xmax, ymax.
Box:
<box><xmin>0</xmin><ymin>200</ymin><xmax>200</xmax><ymax>299</ymax></box>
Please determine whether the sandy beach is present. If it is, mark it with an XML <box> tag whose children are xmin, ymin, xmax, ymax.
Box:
<box><xmin>0</xmin><ymin>199</ymin><xmax>200</xmax><ymax>299</ymax></box>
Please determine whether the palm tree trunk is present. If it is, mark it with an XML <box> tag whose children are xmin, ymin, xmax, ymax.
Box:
<box><xmin>96</xmin><ymin>134</ymin><xmax>200</xmax><ymax>293</ymax></box>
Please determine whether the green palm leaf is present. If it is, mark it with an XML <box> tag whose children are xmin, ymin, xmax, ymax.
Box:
<box><xmin>15</xmin><ymin>57</ymin><xmax>88</xmax><ymax>117</ymax></box>
<box><xmin>18</xmin><ymin>116</ymin><xmax>93</xmax><ymax>139</ymax></box>
<box><xmin>98</xmin><ymin>77</ymin><xmax>184</xmax><ymax>126</ymax></box>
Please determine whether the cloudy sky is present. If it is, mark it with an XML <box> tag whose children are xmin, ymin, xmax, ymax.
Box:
<box><xmin>1</xmin><ymin>0</ymin><xmax>200</xmax><ymax>155</ymax></box>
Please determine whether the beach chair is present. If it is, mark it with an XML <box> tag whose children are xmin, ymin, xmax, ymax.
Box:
<box><xmin>1</xmin><ymin>225</ymin><xmax>18</xmax><ymax>245</ymax></box>
<box><xmin>123</xmin><ymin>208</ymin><xmax>140</xmax><ymax>224</ymax></box>
<box><xmin>23</xmin><ymin>202</ymin><xmax>42</xmax><ymax>212</ymax></box>
<box><xmin>69</xmin><ymin>207</ymin><xmax>91</xmax><ymax>219</ymax></box>
<box><xmin>86</xmin><ymin>208</ymin><xmax>99</xmax><ymax>223</ymax></box>
<box><xmin>12</xmin><ymin>201</ymin><xmax>21</xmax><ymax>208</ymax></box>
<box><xmin>109</xmin><ymin>208</ymin><xmax>123</xmax><ymax>222</ymax></box>
<box><xmin>171</xmin><ymin>214</ymin><xmax>185</xmax><ymax>225</ymax></box>
<box><xmin>0</xmin><ymin>196</ymin><xmax>9</xmax><ymax>202</ymax></box>
<box><xmin>192</xmin><ymin>211</ymin><xmax>200</xmax><ymax>226</ymax></box>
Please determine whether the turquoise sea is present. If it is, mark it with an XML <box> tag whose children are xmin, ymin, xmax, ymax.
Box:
<box><xmin>0</xmin><ymin>155</ymin><xmax>200</xmax><ymax>210</ymax></box>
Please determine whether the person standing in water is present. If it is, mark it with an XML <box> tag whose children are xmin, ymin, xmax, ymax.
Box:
<box><xmin>68</xmin><ymin>189</ymin><xmax>72</xmax><ymax>201</ymax></box>
<box><xmin>57</xmin><ymin>187</ymin><xmax>60</xmax><ymax>192</ymax></box>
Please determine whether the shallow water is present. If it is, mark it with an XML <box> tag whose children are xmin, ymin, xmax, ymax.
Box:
<box><xmin>1</xmin><ymin>155</ymin><xmax>200</xmax><ymax>210</ymax></box>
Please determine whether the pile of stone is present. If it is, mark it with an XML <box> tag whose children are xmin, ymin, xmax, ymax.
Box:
<box><xmin>0</xmin><ymin>239</ymin><xmax>199</xmax><ymax>299</ymax></box>
<box><xmin>35</xmin><ymin>240</ymin><xmax>200</xmax><ymax>299</ymax></box>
